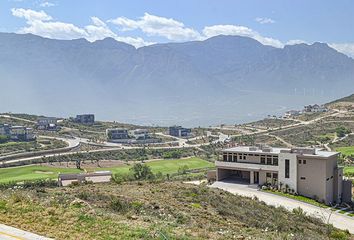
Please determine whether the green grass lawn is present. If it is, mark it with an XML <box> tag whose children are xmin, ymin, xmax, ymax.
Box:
<box><xmin>336</xmin><ymin>146</ymin><xmax>354</xmax><ymax>156</ymax></box>
<box><xmin>0</xmin><ymin>165</ymin><xmax>82</xmax><ymax>183</ymax></box>
<box><xmin>0</xmin><ymin>158</ymin><xmax>214</xmax><ymax>183</ymax></box>
<box><xmin>94</xmin><ymin>157</ymin><xmax>214</xmax><ymax>175</ymax></box>
<box><xmin>344</xmin><ymin>166</ymin><xmax>354</xmax><ymax>176</ymax></box>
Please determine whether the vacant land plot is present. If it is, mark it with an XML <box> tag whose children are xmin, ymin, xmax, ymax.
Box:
<box><xmin>330</xmin><ymin>135</ymin><xmax>354</xmax><ymax>149</ymax></box>
<box><xmin>0</xmin><ymin>182</ymin><xmax>349</xmax><ymax>239</ymax></box>
<box><xmin>273</xmin><ymin>122</ymin><xmax>354</xmax><ymax>147</ymax></box>
<box><xmin>245</xmin><ymin>118</ymin><xmax>297</xmax><ymax>129</ymax></box>
<box><xmin>0</xmin><ymin>139</ymin><xmax>68</xmax><ymax>156</ymax></box>
<box><xmin>0</xmin><ymin>158</ymin><xmax>214</xmax><ymax>183</ymax></box>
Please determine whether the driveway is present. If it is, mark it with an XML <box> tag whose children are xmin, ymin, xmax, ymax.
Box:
<box><xmin>210</xmin><ymin>180</ymin><xmax>354</xmax><ymax>234</ymax></box>
<box><xmin>0</xmin><ymin>224</ymin><xmax>52</xmax><ymax>240</ymax></box>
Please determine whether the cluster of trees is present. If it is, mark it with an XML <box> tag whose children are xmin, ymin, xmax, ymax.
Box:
<box><xmin>0</xmin><ymin>135</ymin><xmax>9</xmax><ymax>144</ymax></box>
<box><xmin>336</xmin><ymin>126</ymin><xmax>352</xmax><ymax>138</ymax></box>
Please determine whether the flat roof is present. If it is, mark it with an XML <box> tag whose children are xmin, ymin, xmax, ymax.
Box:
<box><xmin>223</xmin><ymin>146</ymin><xmax>338</xmax><ymax>158</ymax></box>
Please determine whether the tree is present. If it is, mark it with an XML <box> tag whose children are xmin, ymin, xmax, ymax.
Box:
<box><xmin>178</xmin><ymin>165</ymin><xmax>189</xmax><ymax>175</ymax></box>
<box><xmin>0</xmin><ymin>135</ymin><xmax>9</xmax><ymax>144</ymax></box>
<box><xmin>129</xmin><ymin>163</ymin><xmax>154</xmax><ymax>180</ymax></box>
<box><xmin>336</xmin><ymin>126</ymin><xmax>351</xmax><ymax>138</ymax></box>
<box><xmin>75</xmin><ymin>159</ymin><xmax>82</xmax><ymax>169</ymax></box>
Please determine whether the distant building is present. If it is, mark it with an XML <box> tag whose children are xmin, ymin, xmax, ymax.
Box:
<box><xmin>106</xmin><ymin>128</ymin><xmax>160</xmax><ymax>144</ymax></box>
<box><xmin>217</xmin><ymin>145</ymin><xmax>352</xmax><ymax>205</ymax></box>
<box><xmin>9</xmin><ymin>126</ymin><xmax>35</xmax><ymax>141</ymax></box>
<box><xmin>0</xmin><ymin>124</ymin><xmax>11</xmax><ymax>136</ymax></box>
<box><xmin>37</xmin><ymin>117</ymin><xmax>58</xmax><ymax>131</ymax></box>
<box><xmin>304</xmin><ymin>104</ymin><xmax>327</xmax><ymax>113</ymax></box>
<box><xmin>106</xmin><ymin>128</ymin><xmax>129</xmax><ymax>142</ymax></box>
<box><xmin>58</xmin><ymin>171</ymin><xmax>112</xmax><ymax>187</ymax></box>
<box><xmin>75</xmin><ymin>114</ymin><xmax>95</xmax><ymax>125</ymax></box>
<box><xmin>169</xmin><ymin>126</ymin><xmax>192</xmax><ymax>137</ymax></box>
<box><xmin>129</xmin><ymin>129</ymin><xmax>150</xmax><ymax>140</ymax></box>
<box><xmin>284</xmin><ymin>110</ymin><xmax>301</xmax><ymax>118</ymax></box>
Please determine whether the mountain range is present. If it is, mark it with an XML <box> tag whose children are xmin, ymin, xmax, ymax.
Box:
<box><xmin>0</xmin><ymin>32</ymin><xmax>353</xmax><ymax>126</ymax></box>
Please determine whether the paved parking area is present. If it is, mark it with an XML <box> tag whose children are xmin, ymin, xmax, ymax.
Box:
<box><xmin>210</xmin><ymin>180</ymin><xmax>354</xmax><ymax>234</ymax></box>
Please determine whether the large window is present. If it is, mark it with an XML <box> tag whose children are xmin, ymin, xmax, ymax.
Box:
<box><xmin>273</xmin><ymin>157</ymin><xmax>278</xmax><ymax>166</ymax></box>
<box><xmin>285</xmin><ymin>159</ymin><xmax>290</xmax><ymax>178</ymax></box>
<box><xmin>261</xmin><ymin>156</ymin><xmax>265</xmax><ymax>164</ymax></box>
<box><xmin>266</xmin><ymin>157</ymin><xmax>272</xmax><ymax>165</ymax></box>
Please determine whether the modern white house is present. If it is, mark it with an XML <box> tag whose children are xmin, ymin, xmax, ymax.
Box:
<box><xmin>37</xmin><ymin>117</ymin><xmax>58</xmax><ymax>131</ymax></box>
<box><xmin>216</xmin><ymin>145</ymin><xmax>352</xmax><ymax>205</ymax></box>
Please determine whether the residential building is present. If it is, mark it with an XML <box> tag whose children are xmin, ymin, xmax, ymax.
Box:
<box><xmin>304</xmin><ymin>104</ymin><xmax>328</xmax><ymax>113</ymax></box>
<box><xmin>106</xmin><ymin>128</ymin><xmax>129</xmax><ymax>142</ymax></box>
<box><xmin>216</xmin><ymin>145</ymin><xmax>352</xmax><ymax>205</ymax></box>
<box><xmin>169</xmin><ymin>126</ymin><xmax>192</xmax><ymax>137</ymax></box>
<box><xmin>129</xmin><ymin>129</ymin><xmax>150</xmax><ymax>140</ymax></box>
<box><xmin>37</xmin><ymin>117</ymin><xmax>58</xmax><ymax>131</ymax></box>
<box><xmin>284</xmin><ymin>110</ymin><xmax>301</xmax><ymax>118</ymax></box>
<box><xmin>75</xmin><ymin>114</ymin><xmax>95</xmax><ymax>125</ymax></box>
<box><xmin>58</xmin><ymin>171</ymin><xmax>112</xmax><ymax>186</ymax></box>
<box><xmin>9</xmin><ymin>126</ymin><xmax>35</xmax><ymax>141</ymax></box>
<box><xmin>0</xmin><ymin>124</ymin><xmax>10</xmax><ymax>136</ymax></box>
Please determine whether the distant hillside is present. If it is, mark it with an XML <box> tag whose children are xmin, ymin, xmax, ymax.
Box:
<box><xmin>329</xmin><ymin>94</ymin><xmax>354</xmax><ymax>104</ymax></box>
<box><xmin>326</xmin><ymin>93</ymin><xmax>354</xmax><ymax>110</ymax></box>
<box><xmin>1</xmin><ymin>33</ymin><xmax>354</xmax><ymax>126</ymax></box>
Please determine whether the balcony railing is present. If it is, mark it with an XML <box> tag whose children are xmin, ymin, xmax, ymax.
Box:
<box><xmin>215</xmin><ymin>161</ymin><xmax>279</xmax><ymax>171</ymax></box>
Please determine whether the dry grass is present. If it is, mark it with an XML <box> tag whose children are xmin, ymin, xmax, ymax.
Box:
<box><xmin>0</xmin><ymin>181</ymin><xmax>350</xmax><ymax>240</ymax></box>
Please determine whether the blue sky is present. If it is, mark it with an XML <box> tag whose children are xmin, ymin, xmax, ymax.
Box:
<box><xmin>1</xmin><ymin>0</ymin><xmax>353</xmax><ymax>56</ymax></box>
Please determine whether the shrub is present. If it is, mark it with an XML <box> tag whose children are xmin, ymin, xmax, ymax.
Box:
<box><xmin>330</xmin><ymin>229</ymin><xmax>350</xmax><ymax>240</ymax></box>
<box><xmin>0</xmin><ymin>200</ymin><xmax>7</xmax><ymax>211</ymax></box>
<box><xmin>178</xmin><ymin>165</ymin><xmax>189</xmax><ymax>175</ymax></box>
<box><xmin>336</xmin><ymin>126</ymin><xmax>351</xmax><ymax>138</ymax></box>
<box><xmin>292</xmin><ymin>207</ymin><xmax>305</xmax><ymax>216</ymax></box>
<box><xmin>110</xmin><ymin>198</ymin><xmax>130</xmax><ymax>213</ymax></box>
<box><xmin>130</xmin><ymin>163</ymin><xmax>155</xmax><ymax>180</ymax></box>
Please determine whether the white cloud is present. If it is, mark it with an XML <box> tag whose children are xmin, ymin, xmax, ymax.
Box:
<box><xmin>202</xmin><ymin>24</ymin><xmax>284</xmax><ymax>48</ymax></box>
<box><xmin>11</xmin><ymin>8</ymin><xmax>52</xmax><ymax>22</ymax></box>
<box><xmin>11</xmin><ymin>8</ymin><xmax>152</xmax><ymax>47</ymax></box>
<box><xmin>329</xmin><ymin>43</ymin><xmax>354</xmax><ymax>58</ymax></box>
<box><xmin>255</xmin><ymin>17</ymin><xmax>275</xmax><ymax>24</ymax></box>
<box><xmin>109</xmin><ymin>13</ymin><xmax>201</xmax><ymax>41</ymax></box>
<box><xmin>286</xmin><ymin>39</ymin><xmax>308</xmax><ymax>45</ymax></box>
<box><xmin>11</xmin><ymin>9</ymin><xmax>354</xmax><ymax>58</ymax></box>
<box><xmin>39</xmin><ymin>2</ymin><xmax>56</xmax><ymax>7</ymax></box>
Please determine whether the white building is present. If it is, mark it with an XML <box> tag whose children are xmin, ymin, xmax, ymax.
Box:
<box><xmin>216</xmin><ymin>145</ymin><xmax>352</xmax><ymax>204</ymax></box>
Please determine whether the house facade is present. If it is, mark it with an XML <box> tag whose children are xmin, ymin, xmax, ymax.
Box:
<box><xmin>106</xmin><ymin>128</ymin><xmax>129</xmax><ymax>141</ymax></box>
<box><xmin>169</xmin><ymin>126</ymin><xmax>192</xmax><ymax>137</ymax></box>
<box><xmin>9</xmin><ymin>126</ymin><xmax>35</xmax><ymax>141</ymax></box>
<box><xmin>37</xmin><ymin>117</ymin><xmax>58</xmax><ymax>131</ymax></box>
<box><xmin>1</xmin><ymin>124</ymin><xmax>35</xmax><ymax>141</ymax></box>
<box><xmin>75</xmin><ymin>114</ymin><xmax>95</xmax><ymax>125</ymax></box>
<box><xmin>0</xmin><ymin>124</ymin><xmax>11</xmax><ymax>136</ymax></box>
<box><xmin>217</xmin><ymin>145</ymin><xmax>352</xmax><ymax>205</ymax></box>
